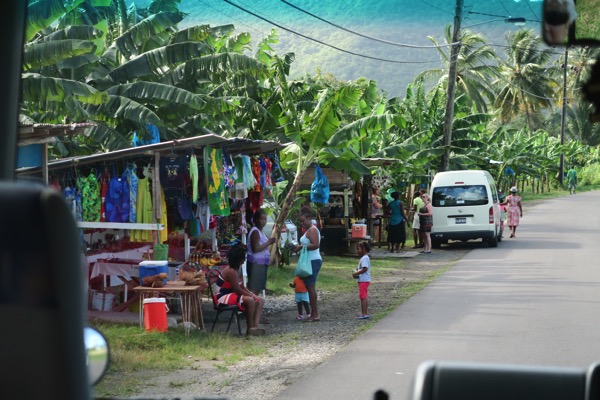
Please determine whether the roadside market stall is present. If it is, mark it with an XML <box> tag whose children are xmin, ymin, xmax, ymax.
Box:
<box><xmin>18</xmin><ymin>133</ymin><xmax>284</xmax><ymax>315</ymax></box>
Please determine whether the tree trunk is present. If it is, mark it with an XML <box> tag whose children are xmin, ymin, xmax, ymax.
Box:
<box><xmin>268</xmin><ymin>169</ymin><xmax>309</xmax><ymax>265</ymax></box>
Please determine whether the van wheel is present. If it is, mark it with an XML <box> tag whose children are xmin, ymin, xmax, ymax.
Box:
<box><xmin>432</xmin><ymin>240</ymin><xmax>442</xmax><ymax>249</ymax></box>
<box><xmin>488</xmin><ymin>235</ymin><xmax>498</xmax><ymax>248</ymax></box>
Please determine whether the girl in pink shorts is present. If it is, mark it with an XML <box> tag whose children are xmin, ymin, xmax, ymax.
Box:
<box><xmin>352</xmin><ymin>241</ymin><xmax>371</xmax><ymax>319</ymax></box>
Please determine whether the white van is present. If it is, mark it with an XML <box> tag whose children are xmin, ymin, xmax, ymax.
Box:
<box><xmin>429</xmin><ymin>170</ymin><xmax>502</xmax><ymax>248</ymax></box>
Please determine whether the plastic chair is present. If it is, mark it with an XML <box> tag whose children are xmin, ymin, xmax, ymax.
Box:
<box><xmin>206</xmin><ymin>268</ymin><xmax>243</xmax><ymax>335</ymax></box>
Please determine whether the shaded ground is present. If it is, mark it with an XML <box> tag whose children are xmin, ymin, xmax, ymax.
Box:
<box><xmin>99</xmin><ymin>243</ymin><xmax>478</xmax><ymax>400</ymax></box>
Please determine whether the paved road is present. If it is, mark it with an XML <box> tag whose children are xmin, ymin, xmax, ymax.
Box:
<box><xmin>275</xmin><ymin>191</ymin><xmax>600</xmax><ymax>400</ymax></box>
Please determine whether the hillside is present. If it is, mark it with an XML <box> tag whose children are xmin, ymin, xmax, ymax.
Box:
<box><xmin>132</xmin><ymin>0</ymin><xmax>544</xmax><ymax>96</ymax></box>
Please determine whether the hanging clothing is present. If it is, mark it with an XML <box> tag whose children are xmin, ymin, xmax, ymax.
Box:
<box><xmin>203</xmin><ymin>146</ymin><xmax>230</xmax><ymax>216</ymax></box>
<box><xmin>99</xmin><ymin>170</ymin><xmax>109</xmax><ymax>222</ymax></box>
<box><xmin>63</xmin><ymin>185</ymin><xmax>77</xmax><ymax>219</ymax></box>
<box><xmin>159</xmin><ymin>186</ymin><xmax>168</xmax><ymax>244</ymax></box>
<box><xmin>251</xmin><ymin>157</ymin><xmax>261</xmax><ymax>191</ymax></box>
<box><xmin>222</xmin><ymin>152</ymin><xmax>236</xmax><ymax>190</ymax></box>
<box><xmin>160</xmin><ymin>155</ymin><xmax>187</xmax><ymax>200</ymax></box>
<box><xmin>247</xmin><ymin>190</ymin><xmax>263</xmax><ymax>212</ymax></box>
<box><xmin>190</xmin><ymin>154</ymin><xmax>199</xmax><ymax>202</ymax></box>
<box><xmin>131</xmin><ymin>176</ymin><xmax>153</xmax><ymax>242</ymax></box>
<box><xmin>126</xmin><ymin>165</ymin><xmax>138</xmax><ymax>223</ymax></box>
<box><xmin>105</xmin><ymin>171</ymin><xmax>130</xmax><ymax>223</ymax></box>
<box><xmin>195</xmin><ymin>200</ymin><xmax>211</xmax><ymax>233</ymax></box>
<box><xmin>78</xmin><ymin>172</ymin><xmax>101</xmax><ymax>222</ymax></box>
<box><xmin>229</xmin><ymin>156</ymin><xmax>248</xmax><ymax>200</ymax></box>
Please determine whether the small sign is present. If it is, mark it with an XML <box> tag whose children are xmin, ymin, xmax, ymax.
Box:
<box><xmin>455</xmin><ymin>217</ymin><xmax>466</xmax><ymax>224</ymax></box>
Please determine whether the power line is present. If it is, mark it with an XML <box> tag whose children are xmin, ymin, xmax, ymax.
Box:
<box><xmin>524</xmin><ymin>0</ymin><xmax>540</xmax><ymax>22</ymax></box>
<box><xmin>223</xmin><ymin>0</ymin><xmax>439</xmax><ymax>65</ymax></box>
<box><xmin>279</xmin><ymin>0</ymin><xmax>459</xmax><ymax>49</ymax></box>
<box><xmin>497</xmin><ymin>0</ymin><xmax>512</xmax><ymax>16</ymax></box>
<box><xmin>418</xmin><ymin>0</ymin><xmax>454</xmax><ymax>15</ymax></box>
<box><xmin>196</xmin><ymin>0</ymin><xmax>270</xmax><ymax>38</ymax></box>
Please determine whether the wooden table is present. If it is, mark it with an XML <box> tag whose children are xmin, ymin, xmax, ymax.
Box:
<box><xmin>91</xmin><ymin>259</ymin><xmax>141</xmax><ymax>312</ymax></box>
<box><xmin>133</xmin><ymin>281</ymin><xmax>205</xmax><ymax>331</ymax></box>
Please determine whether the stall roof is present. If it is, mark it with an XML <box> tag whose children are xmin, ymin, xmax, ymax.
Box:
<box><xmin>31</xmin><ymin>134</ymin><xmax>284</xmax><ymax>171</ymax></box>
<box><xmin>19</xmin><ymin>123</ymin><xmax>96</xmax><ymax>146</ymax></box>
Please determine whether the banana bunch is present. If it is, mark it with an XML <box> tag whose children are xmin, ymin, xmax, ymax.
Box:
<box><xmin>199</xmin><ymin>252</ymin><xmax>222</xmax><ymax>267</ymax></box>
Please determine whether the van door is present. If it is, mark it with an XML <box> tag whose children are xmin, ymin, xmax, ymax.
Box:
<box><xmin>431</xmin><ymin>184</ymin><xmax>495</xmax><ymax>237</ymax></box>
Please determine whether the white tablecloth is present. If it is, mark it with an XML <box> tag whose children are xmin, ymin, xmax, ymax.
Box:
<box><xmin>90</xmin><ymin>260</ymin><xmax>140</xmax><ymax>281</ymax></box>
<box><xmin>86</xmin><ymin>244</ymin><xmax>152</xmax><ymax>265</ymax></box>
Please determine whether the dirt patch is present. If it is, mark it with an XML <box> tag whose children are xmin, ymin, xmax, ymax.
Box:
<box><xmin>125</xmin><ymin>246</ymin><xmax>472</xmax><ymax>400</ymax></box>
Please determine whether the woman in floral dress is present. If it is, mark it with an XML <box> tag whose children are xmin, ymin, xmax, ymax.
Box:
<box><xmin>507</xmin><ymin>186</ymin><xmax>523</xmax><ymax>238</ymax></box>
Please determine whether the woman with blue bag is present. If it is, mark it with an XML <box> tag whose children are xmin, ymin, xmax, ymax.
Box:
<box><xmin>294</xmin><ymin>211</ymin><xmax>322</xmax><ymax>322</ymax></box>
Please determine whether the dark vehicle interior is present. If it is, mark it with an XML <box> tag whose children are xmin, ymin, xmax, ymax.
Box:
<box><xmin>432</xmin><ymin>185</ymin><xmax>489</xmax><ymax>207</ymax></box>
<box><xmin>1</xmin><ymin>1</ymin><xmax>600</xmax><ymax>399</ymax></box>
<box><xmin>0</xmin><ymin>2</ymin><xmax>107</xmax><ymax>399</ymax></box>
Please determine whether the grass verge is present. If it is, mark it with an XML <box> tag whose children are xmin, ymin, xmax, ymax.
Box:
<box><xmin>93</xmin><ymin>255</ymin><xmax>455</xmax><ymax>397</ymax></box>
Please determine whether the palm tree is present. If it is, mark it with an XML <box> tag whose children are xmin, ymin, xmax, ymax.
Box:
<box><xmin>417</xmin><ymin>25</ymin><xmax>500</xmax><ymax>113</ymax></box>
<box><xmin>494</xmin><ymin>29</ymin><xmax>557</xmax><ymax>131</ymax></box>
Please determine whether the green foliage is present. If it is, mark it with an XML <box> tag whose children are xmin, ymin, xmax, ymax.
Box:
<box><xmin>24</xmin><ymin>39</ymin><xmax>97</xmax><ymax>71</ymax></box>
<box><xmin>578</xmin><ymin>163</ymin><xmax>600</xmax><ymax>185</ymax></box>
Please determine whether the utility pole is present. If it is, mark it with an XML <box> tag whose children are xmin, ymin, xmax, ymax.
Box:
<box><xmin>559</xmin><ymin>46</ymin><xmax>568</xmax><ymax>187</ymax></box>
<box><xmin>441</xmin><ymin>0</ymin><xmax>463</xmax><ymax>172</ymax></box>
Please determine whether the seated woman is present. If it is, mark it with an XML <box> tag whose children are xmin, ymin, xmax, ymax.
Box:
<box><xmin>215</xmin><ymin>244</ymin><xmax>266</xmax><ymax>336</ymax></box>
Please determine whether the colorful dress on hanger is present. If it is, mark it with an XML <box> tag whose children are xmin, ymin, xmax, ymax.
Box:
<box><xmin>127</xmin><ymin>164</ymin><xmax>138</xmax><ymax>223</ymax></box>
<box><xmin>203</xmin><ymin>146</ymin><xmax>230</xmax><ymax>216</ymax></box>
<box><xmin>190</xmin><ymin>154</ymin><xmax>199</xmax><ymax>202</ymax></box>
<box><xmin>105</xmin><ymin>170</ymin><xmax>130</xmax><ymax>223</ymax></box>
<box><xmin>131</xmin><ymin>173</ymin><xmax>153</xmax><ymax>242</ymax></box>
<box><xmin>78</xmin><ymin>172</ymin><xmax>101</xmax><ymax>222</ymax></box>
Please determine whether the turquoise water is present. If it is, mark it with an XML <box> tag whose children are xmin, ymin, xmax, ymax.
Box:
<box><xmin>132</xmin><ymin>0</ymin><xmax>544</xmax><ymax>96</ymax></box>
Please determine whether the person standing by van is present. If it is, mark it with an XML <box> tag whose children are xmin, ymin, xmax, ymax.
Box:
<box><xmin>411</xmin><ymin>189</ymin><xmax>424</xmax><ymax>249</ymax></box>
<box><xmin>507</xmin><ymin>186</ymin><xmax>523</xmax><ymax>238</ymax></box>
<box><xmin>387</xmin><ymin>192</ymin><xmax>408</xmax><ymax>252</ymax></box>
<box><xmin>418</xmin><ymin>194</ymin><xmax>433</xmax><ymax>254</ymax></box>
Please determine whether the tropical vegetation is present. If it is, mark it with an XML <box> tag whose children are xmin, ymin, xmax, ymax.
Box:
<box><xmin>23</xmin><ymin>0</ymin><xmax>600</xmax><ymax>252</ymax></box>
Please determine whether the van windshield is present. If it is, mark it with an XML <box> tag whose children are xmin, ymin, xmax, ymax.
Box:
<box><xmin>432</xmin><ymin>185</ymin><xmax>489</xmax><ymax>207</ymax></box>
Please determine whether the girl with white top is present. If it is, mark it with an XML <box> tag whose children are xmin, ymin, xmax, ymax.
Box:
<box><xmin>352</xmin><ymin>241</ymin><xmax>371</xmax><ymax>319</ymax></box>
<box><xmin>294</xmin><ymin>212</ymin><xmax>322</xmax><ymax>322</ymax></box>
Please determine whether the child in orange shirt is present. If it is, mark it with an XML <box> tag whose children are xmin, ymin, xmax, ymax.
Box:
<box><xmin>289</xmin><ymin>276</ymin><xmax>310</xmax><ymax>320</ymax></box>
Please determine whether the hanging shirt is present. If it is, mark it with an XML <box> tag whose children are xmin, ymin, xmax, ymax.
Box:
<box><xmin>160</xmin><ymin>155</ymin><xmax>186</xmax><ymax>200</ymax></box>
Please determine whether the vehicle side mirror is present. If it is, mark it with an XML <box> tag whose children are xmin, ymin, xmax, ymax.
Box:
<box><xmin>543</xmin><ymin>0</ymin><xmax>600</xmax><ymax>46</ymax></box>
<box><xmin>84</xmin><ymin>327</ymin><xmax>110</xmax><ymax>386</ymax></box>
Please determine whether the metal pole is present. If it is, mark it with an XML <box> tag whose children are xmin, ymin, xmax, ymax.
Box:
<box><xmin>559</xmin><ymin>47</ymin><xmax>568</xmax><ymax>187</ymax></box>
<box><xmin>441</xmin><ymin>0</ymin><xmax>463</xmax><ymax>172</ymax></box>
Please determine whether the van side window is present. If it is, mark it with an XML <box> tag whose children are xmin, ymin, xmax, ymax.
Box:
<box><xmin>432</xmin><ymin>186</ymin><xmax>489</xmax><ymax>207</ymax></box>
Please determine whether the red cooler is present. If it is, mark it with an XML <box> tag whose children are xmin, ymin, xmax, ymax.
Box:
<box><xmin>143</xmin><ymin>298</ymin><xmax>168</xmax><ymax>332</ymax></box>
